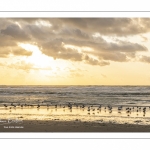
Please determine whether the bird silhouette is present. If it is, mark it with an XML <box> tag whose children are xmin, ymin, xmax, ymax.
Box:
<box><xmin>87</xmin><ymin>107</ymin><xmax>90</xmax><ymax>112</ymax></box>
<box><xmin>4</xmin><ymin>104</ymin><xmax>7</xmax><ymax>108</ymax></box>
<box><xmin>37</xmin><ymin>104</ymin><xmax>40</xmax><ymax>109</ymax></box>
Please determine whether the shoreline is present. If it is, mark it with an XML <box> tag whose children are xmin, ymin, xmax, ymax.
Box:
<box><xmin>0</xmin><ymin>120</ymin><xmax>150</xmax><ymax>132</ymax></box>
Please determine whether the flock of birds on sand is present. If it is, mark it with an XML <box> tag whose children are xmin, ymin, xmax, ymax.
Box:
<box><xmin>2</xmin><ymin>102</ymin><xmax>150</xmax><ymax>117</ymax></box>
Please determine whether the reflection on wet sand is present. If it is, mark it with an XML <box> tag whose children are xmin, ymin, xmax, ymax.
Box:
<box><xmin>0</xmin><ymin>103</ymin><xmax>150</xmax><ymax>125</ymax></box>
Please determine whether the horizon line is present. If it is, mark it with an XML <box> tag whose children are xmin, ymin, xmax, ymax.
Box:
<box><xmin>1</xmin><ymin>85</ymin><xmax>150</xmax><ymax>86</ymax></box>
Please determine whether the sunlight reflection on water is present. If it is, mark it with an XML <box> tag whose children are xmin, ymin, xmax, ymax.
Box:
<box><xmin>0</xmin><ymin>105</ymin><xmax>150</xmax><ymax>125</ymax></box>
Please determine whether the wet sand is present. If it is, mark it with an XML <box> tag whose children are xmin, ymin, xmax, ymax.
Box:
<box><xmin>1</xmin><ymin>120</ymin><xmax>150</xmax><ymax>132</ymax></box>
<box><xmin>1</xmin><ymin>105</ymin><xmax>150</xmax><ymax>132</ymax></box>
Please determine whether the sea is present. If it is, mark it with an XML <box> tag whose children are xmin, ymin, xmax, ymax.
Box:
<box><xmin>0</xmin><ymin>85</ymin><xmax>150</xmax><ymax>106</ymax></box>
<box><xmin>1</xmin><ymin>85</ymin><xmax>150</xmax><ymax>125</ymax></box>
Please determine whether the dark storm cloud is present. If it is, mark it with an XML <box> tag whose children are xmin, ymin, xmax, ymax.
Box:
<box><xmin>0</xmin><ymin>18</ymin><xmax>150</xmax><ymax>66</ymax></box>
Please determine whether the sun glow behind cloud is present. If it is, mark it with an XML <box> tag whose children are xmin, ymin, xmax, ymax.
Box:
<box><xmin>15</xmin><ymin>43</ymin><xmax>84</xmax><ymax>85</ymax></box>
<box><xmin>1</xmin><ymin>18</ymin><xmax>150</xmax><ymax>85</ymax></box>
<box><xmin>18</xmin><ymin>43</ymin><xmax>51</xmax><ymax>68</ymax></box>
<box><xmin>35</xmin><ymin>20</ymin><xmax>52</xmax><ymax>28</ymax></box>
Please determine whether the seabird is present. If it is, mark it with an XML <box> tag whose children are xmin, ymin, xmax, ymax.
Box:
<box><xmin>126</xmin><ymin>110</ymin><xmax>130</xmax><ymax>113</ymax></box>
<box><xmin>37</xmin><ymin>104</ymin><xmax>40</xmax><ymax>109</ymax></box>
<box><xmin>4</xmin><ymin>104</ymin><xmax>7</xmax><ymax>108</ymax></box>
<box><xmin>97</xmin><ymin>107</ymin><xmax>100</xmax><ymax>110</ymax></box>
<box><xmin>118</xmin><ymin>107</ymin><xmax>122</xmax><ymax>111</ymax></box>
<box><xmin>81</xmin><ymin>104</ymin><xmax>85</xmax><ymax>108</ymax></box>
<box><xmin>109</xmin><ymin>110</ymin><xmax>112</xmax><ymax>113</ymax></box>
<box><xmin>87</xmin><ymin>108</ymin><xmax>90</xmax><ymax>111</ymax></box>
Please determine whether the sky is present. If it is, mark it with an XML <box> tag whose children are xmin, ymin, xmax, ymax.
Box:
<box><xmin>0</xmin><ymin>18</ymin><xmax>150</xmax><ymax>85</ymax></box>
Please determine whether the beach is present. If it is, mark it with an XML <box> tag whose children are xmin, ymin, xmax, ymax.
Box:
<box><xmin>0</xmin><ymin>105</ymin><xmax>150</xmax><ymax>132</ymax></box>
<box><xmin>1</xmin><ymin>119</ymin><xmax>150</xmax><ymax>132</ymax></box>
<box><xmin>1</xmin><ymin>86</ymin><xmax>150</xmax><ymax>132</ymax></box>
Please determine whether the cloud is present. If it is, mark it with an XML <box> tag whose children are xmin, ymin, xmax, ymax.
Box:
<box><xmin>0</xmin><ymin>46</ymin><xmax>32</xmax><ymax>58</ymax></box>
<box><xmin>140</xmin><ymin>35</ymin><xmax>148</xmax><ymax>42</ymax></box>
<box><xmin>0</xmin><ymin>34</ymin><xmax>16</xmax><ymax>47</ymax></box>
<box><xmin>0</xmin><ymin>47</ymin><xmax>11</xmax><ymax>57</ymax></box>
<box><xmin>66</xmin><ymin>67</ymin><xmax>85</xmax><ymax>78</ymax></box>
<box><xmin>0</xmin><ymin>18</ymin><xmax>149</xmax><ymax>66</ymax></box>
<box><xmin>98</xmin><ymin>52</ymin><xmax>127</xmax><ymax>62</ymax></box>
<box><xmin>8</xmin><ymin>61</ymin><xmax>35</xmax><ymax>72</ymax></box>
<box><xmin>25</xmin><ymin>24</ymin><xmax>54</xmax><ymax>41</ymax></box>
<box><xmin>41</xmin><ymin>34</ymin><xmax>147</xmax><ymax>64</ymax></box>
<box><xmin>84</xmin><ymin>55</ymin><xmax>110</xmax><ymax>66</ymax></box>
<box><xmin>0</xmin><ymin>31</ymin><xmax>33</xmax><ymax>57</ymax></box>
<box><xmin>0</xmin><ymin>61</ymin><xmax>52</xmax><ymax>72</ymax></box>
<box><xmin>102</xmin><ymin>41</ymin><xmax>147</xmax><ymax>52</ymax></box>
<box><xmin>69</xmin><ymin>72</ymin><xmax>84</xmax><ymax>78</ymax></box>
<box><xmin>42</xmin><ymin>40</ymin><xmax>83</xmax><ymax>61</ymax></box>
<box><xmin>1</xmin><ymin>24</ymin><xmax>30</xmax><ymax>41</ymax></box>
<box><xmin>7</xmin><ymin>18</ymin><xmax>150</xmax><ymax>36</ymax></box>
<box><xmin>57</xmin><ymin>18</ymin><xmax>150</xmax><ymax>36</ymax></box>
<box><xmin>12</xmin><ymin>47</ymin><xmax>32</xmax><ymax>56</ymax></box>
<box><xmin>60</xmin><ymin>27</ymin><xmax>89</xmax><ymax>40</ymax></box>
<box><xmin>140</xmin><ymin>56</ymin><xmax>150</xmax><ymax>63</ymax></box>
